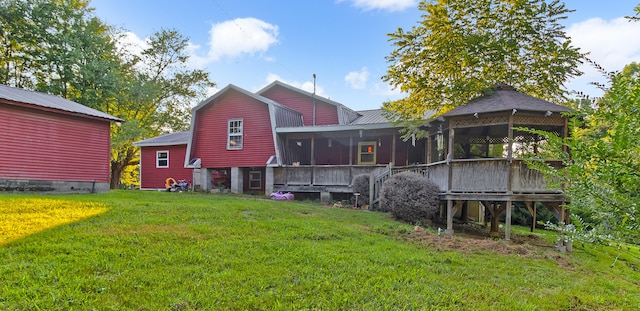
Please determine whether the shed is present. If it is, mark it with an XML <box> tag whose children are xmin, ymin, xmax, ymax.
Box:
<box><xmin>133</xmin><ymin>131</ymin><xmax>194</xmax><ymax>190</ymax></box>
<box><xmin>0</xmin><ymin>84</ymin><xmax>122</xmax><ymax>193</ymax></box>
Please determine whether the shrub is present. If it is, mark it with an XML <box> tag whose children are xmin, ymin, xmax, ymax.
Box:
<box><xmin>350</xmin><ymin>174</ymin><xmax>370</xmax><ymax>208</ymax></box>
<box><xmin>381</xmin><ymin>172</ymin><xmax>440</xmax><ymax>224</ymax></box>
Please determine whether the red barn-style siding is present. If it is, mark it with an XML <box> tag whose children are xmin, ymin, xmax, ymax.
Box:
<box><xmin>192</xmin><ymin>90</ymin><xmax>276</xmax><ymax>168</ymax></box>
<box><xmin>260</xmin><ymin>86</ymin><xmax>339</xmax><ymax>126</ymax></box>
<box><xmin>0</xmin><ymin>104</ymin><xmax>111</xmax><ymax>182</ymax></box>
<box><xmin>139</xmin><ymin>144</ymin><xmax>191</xmax><ymax>189</ymax></box>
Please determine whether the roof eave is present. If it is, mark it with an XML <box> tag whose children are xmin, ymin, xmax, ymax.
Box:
<box><xmin>276</xmin><ymin>122</ymin><xmax>402</xmax><ymax>133</ymax></box>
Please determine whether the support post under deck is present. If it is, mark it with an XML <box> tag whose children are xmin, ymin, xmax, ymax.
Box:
<box><xmin>445</xmin><ymin>199</ymin><xmax>454</xmax><ymax>235</ymax></box>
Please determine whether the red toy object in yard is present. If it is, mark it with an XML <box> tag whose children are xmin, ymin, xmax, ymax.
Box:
<box><xmin>270</xmin><ymin>191</ymin><xmax>294</xmax><ymax>200</ymax></box>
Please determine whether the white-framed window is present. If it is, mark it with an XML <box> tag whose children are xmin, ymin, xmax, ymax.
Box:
<box><xmin>249</xmin><ymin>170</ymin><xmax>262</xmax><ymax>189</ymax></box>
<box><xmin>357</xmin><ymin>141</ymin><xmax>376</xmax><ymax>164</ymax></box>
<box><xmin>156</xmin><ymin>150</ymin><xmax>169</xmax><ymax>168</ymax></box>
<box><xmin>228</xmin><ymin>119</ymin><xmax>243</xmax><ymax>150</ymax></box>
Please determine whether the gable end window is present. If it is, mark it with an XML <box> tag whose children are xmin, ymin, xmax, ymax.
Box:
<box><xmin>228</xmin><ymin>119</ymin><xmax>243</xmax><ymax>150</ymax></box>
<box><xmin>156</xmin><ymin>151</ymin><xmax>169</xmax><ymax>168</ymax></box>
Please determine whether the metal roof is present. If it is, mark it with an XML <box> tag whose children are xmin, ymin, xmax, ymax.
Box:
<box><xmin>133</xmin><ymin>131</ymin><xmax>190</xmax><ymax>147</ymax></box>
<box><xmin>0</xmin><ymin>84</ymin><xmax>122</xmax><ymax>122</ymax></box>
<box><xmin>442</xmin><ymin>84</ymin><xmax>572</xmax><ymax>117</ymax></box>
<box><xmin>350</xmin><ymin>109</ymin><xmax>389</xmax><ymax>125</ymax></box>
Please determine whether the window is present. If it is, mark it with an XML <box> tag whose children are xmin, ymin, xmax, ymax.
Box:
<box><xmin>156</xmin><ymin>151</ymin><xmax>169</xmax><ymax>168</ymax></box>
<box><xmin>228</xmin><ymin>119</ymin><xmax>243</xmax><ymax>149</ymax></box>
<box><xmin>249</xmin><ymin>171</ymin><xmax>262</xmax><ymax>189</ymax></box>
<box><xmin>357</xmin><ymin>141</ymin><xmax>376</xmax><ymax>164</ymax></box>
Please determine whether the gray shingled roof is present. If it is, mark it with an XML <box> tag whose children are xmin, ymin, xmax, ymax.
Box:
<box><xmin>133</xmin><ymin>131</ymin><xmax>190</xmax><ymax>147</ymax></box>
<box><xmin>442</xmin><ymin>84</ymin><xmax>572</xmax><ymax>117</ymax></box>
<box><xmin>0</xmin><ymin>84</ymin><xmax>122</xmax><ymax>121</ymax></box>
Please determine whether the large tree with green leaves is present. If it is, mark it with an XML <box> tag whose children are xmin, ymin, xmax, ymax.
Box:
<box><xmin>0</xmin><ymin>0</ymin><xmax>214</xmax><ymax>188</ymax></box>
<box><xmin>519</xmin><ymin>5</ymin><xmax>640</xmax><ymax>243</ymax></box>
<box><xmin>108</xmin><ymin>29</ymin><xmax>214</xmax><ymax>189</ymax></box>
<box><xmin>383</xmin><ymin>0</ymin><xmax>584</xmax><ymax>131</ymax></box>
<box><xmin>524</xmin><ymin>62</ymin><xmax>640</xmax><ymax>243</ymax></box>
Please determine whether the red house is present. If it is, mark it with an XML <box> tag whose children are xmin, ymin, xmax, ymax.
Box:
<box><xmin>133</xmin><ymin>131</ymin><xmax>194</xmax><ymax>190</ymax></box>
<box><xmin>135</xmin><ymin>81</ymin><xmax>572</xmax><ymax>240</ymax></box>
<box><xmin>0</xmin><ymin>84</ymin><xmax>122</xmax><ymax>193</ymax></box>
<box><xmin>135</xmin><ymin>81</ymin><xmax>420</xmax><ymax>200</ymax></box>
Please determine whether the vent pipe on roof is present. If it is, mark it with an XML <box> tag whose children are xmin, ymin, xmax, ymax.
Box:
<box><xmin>312</xmin><ymin>73</ymin><xmax>316</xmax><ymax>126</ymax></box>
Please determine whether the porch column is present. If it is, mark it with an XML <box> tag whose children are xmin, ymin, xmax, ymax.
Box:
<box><xmin>505</xmin><ymin>200</ymin><xmax>512</xmax><ymax>241</ymax></box>
<box><xmin>507</xmin><ymin>114</ymin><xmax>514</xmax><ymax>161</ymax></box>
<box><xmin>200</xmin><ymin>168</ymin><xmax>212</xmax><ymax>192</ymax></box>
<box><xmin>310</xmin><ymin>136</ymin><xmax>316</xmax><ymax>165</ymax></box>
<box><xmin>230</xmin><ymin>167</ymin><xmax>243</xmax><ymax>194</ymax></box>
<box><xmin>426</xmin><ymin>134</ymin><xmax>432</xmax><ymax>163</ymax></box>
<box><xmin>447</xmin><ymin>127</ymin><xmax>454</xmax><ymax>193</ymax></box>
<box><xmin>265</xmin><ymin>166</ymin><xmax>274</xmax><ymax>195</ymax></box>
<box><xmin>445</xmin><ymin>200</ymin><xmax>454</xmax><ymax>235</ymax></box>
<box><xmin>391</xmin><ymin>134</ymin><xmax>397</xmax><ymax>165</ymax></box>
<box><xmin>349</xmin><ymin>136</ymin><xmax>353</xmax><ymax>165</ymax></box>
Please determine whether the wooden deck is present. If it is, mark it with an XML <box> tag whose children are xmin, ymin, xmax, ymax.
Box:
<box><xmin>272</xmin><ymin>158</ymin><xmax>563</xmax><ymax>201</ymax></box>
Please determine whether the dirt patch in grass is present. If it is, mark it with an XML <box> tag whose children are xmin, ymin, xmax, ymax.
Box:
<box><xmin>407</xmin><ymin>222</ymin><xmax>572</xmax><ymax>267</ymax></box>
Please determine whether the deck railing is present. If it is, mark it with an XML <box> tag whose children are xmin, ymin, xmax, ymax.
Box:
<box><xmin>273</xmin><ymin>159</ymin><xmax>563</xmax><ymax>207</ymax></box>
<box><xmin>273</xmin><ymin>165</ymin><xmax>389</xmax><ymax>191</ymax></box>
<box><xmin>390</xmin><ymin>159</ymin><xmax>562</xmax><ymax>193</ymax></box>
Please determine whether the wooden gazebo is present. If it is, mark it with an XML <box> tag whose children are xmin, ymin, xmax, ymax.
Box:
<box><xmin>413</xmin><ymin>84</ymin><xmax>571</xmax><ymax>239</ymax></box>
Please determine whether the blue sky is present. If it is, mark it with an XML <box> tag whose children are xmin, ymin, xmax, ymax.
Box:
<box><xmin>90</xmin><ymin>0</ymin><xmax>640</xmax><ymax>111</ymax></box>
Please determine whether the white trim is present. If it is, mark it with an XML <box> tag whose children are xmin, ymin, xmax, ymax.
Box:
<box><xmin>227</xmin><ymin>118</ymin><xmax>243</xmax><ymax>150</ymax></box>
<box><xmin>156</xmin><ymin>150</ymin><xmax>169</xmax><ymax>168</ymax></box>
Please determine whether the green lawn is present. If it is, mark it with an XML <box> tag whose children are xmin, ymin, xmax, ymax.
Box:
<box><xmin>0</xmin><ymin>191</ymin><xmax>638</xmax><ymax>310</ymax></box>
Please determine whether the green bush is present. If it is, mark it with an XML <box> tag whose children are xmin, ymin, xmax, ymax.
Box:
<box><xmin>350</xmin><ymin>174</ymin><xmax>370</xmax><ymax>208</ymax></box>
<box><xmin>509</xmin><ymin>202</ymin><xmax>558</xmax><ymax>227</ymax></box>
<box><xmin>381</xmin><ymin>172</ymin><xmax>440</xmax><ymax>224</ymax></box>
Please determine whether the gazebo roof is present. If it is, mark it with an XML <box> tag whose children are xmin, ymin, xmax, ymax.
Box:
<box><xmin>442</xmin><ymin>84</ymin><xmax>572</xmax><ymax>117</ymax></box>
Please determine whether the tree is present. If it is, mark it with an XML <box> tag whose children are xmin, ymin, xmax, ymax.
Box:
<box><xmin>517</xmin><ymin>7</ymin><xmax>640</xmax><ymax>243</ymax></box>
<box><xmin>108</xmin><ymin>29</ymin><xmax>214</xmax><ymax>189</ymax></box>
<box><xmin>0</xmin><ymin>0</ymin><xmax>214</xmax><ymax>189</ymax></box>
<box><xmin>0</xmin><ymin>0</ymin><xmax>103</xmax><ymax>92</ymax></box>
<box><xmin>382</xmin><ymin>0</ymin><xmax>584</xmax><ymax>134</ymax></box>
<box><xmin>521</xmin><ymin>62</ymin><xmax>640</xmax><ymax>243</ymax></box>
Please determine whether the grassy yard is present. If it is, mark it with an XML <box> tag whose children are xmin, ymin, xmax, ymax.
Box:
<box><xmin>0</xmin><ymin>191</ymin><xmax>638</xmax><ymax>310</ymax></box>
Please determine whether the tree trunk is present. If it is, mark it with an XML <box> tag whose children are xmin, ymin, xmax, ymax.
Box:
<box><xmin>490</xmin><ymin>216</ymin><xmax>500</xmax><ymax>237</ymax></box>
<box><xmin>110</xmin><ymin>161</ymin><xmax>125</xmax><ymax>189</ymax></box>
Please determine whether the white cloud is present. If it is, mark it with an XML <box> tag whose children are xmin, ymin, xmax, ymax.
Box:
<box><xmin>371</xmin><ymin>82</ymin><xmax>404</xmax><ymax>98</ymax></box>
<box><xmin>345</xmin><ymin>67</ymin><xmax>370</xmax><ymax>89</ymax></box>
<box><xmin>264</xmin><ymin>73</ymin><xmax>327</xmax><ymax>97</ymax></box>
<box><xmin>566</xmin><ymin>17</ymin><xmax>640</xmax><ymax>95</ymax></box>
<box><xmin>206</xmin><ymin>17</ymin><xmax>279</xmax><ymax>61</ymax></box>
<box><xmin>338</xmin><ymin>0</ymin><xmax>417</xmax><ymax>12</ymax></box>
<box><xmin>116</xmin><ymin>31</ymin><xmax>148</xmax><ymax>60</ymax></box>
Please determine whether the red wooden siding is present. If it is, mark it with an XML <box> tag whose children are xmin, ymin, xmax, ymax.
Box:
<box><xmin>193</xmin><ymin>90</ymin><xmax>276</xmax><ymax>168</ymax></box>
<box><xmin>260</xmin><ymin>87</ymin><xmax>339</xmax><ymax>126</ymax></box>
<box><xmin>139</xmin><ymin>145</ymin><xmax>192</xmax><ymax>189</ymax></box>
<box><xmin>0</xmin><ymin>104</ymin><xmax>111</xmax><ymax>182</ymax></box>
